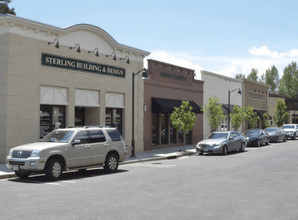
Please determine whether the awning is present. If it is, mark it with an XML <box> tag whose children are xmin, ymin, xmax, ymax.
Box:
<box><xmin>254</xmin><ymin>110</ymin><xmax>266</xmax><ymax>116</ymax></box>
<box><xmin>152</xmin><ymin>98</ymin><xmax>202</xmax><ymax>114</ymax></box>
<box><xmin>221</xmin><ymin>104</ymin><xmax>238</xmax><ymax>115</ymax></box>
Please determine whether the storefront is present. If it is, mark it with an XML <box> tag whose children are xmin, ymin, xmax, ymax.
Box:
<box><xmin>0</xmin><ymin>15</ymin><xmax>150</xmax><ymax>162</ymax></box>
<box><xmin>144</xmin><ymin>59</ymin><xmax>204</xmax><ymax>151</ymax></box>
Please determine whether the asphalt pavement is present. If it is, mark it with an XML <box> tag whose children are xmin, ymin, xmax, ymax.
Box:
<box><xmin>0</xmin><ymin>145</ymin><xmax>196</xmax><ymax>179</ymax></box>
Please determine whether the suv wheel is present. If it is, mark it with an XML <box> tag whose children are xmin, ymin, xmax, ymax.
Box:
<box><xmin>45</xmin><ymin>158</ymin><xmax>63</xmax><ymax>181</ymax></box>
<box><xmin>104</xmin><ymin>153</ymin><xmax>119</xmax><ymax>173</ymax></box>
<box><xmin>240</xmin><ymin>142</ymin><xmax>246</xmax><ymax>152</ymax></box>
<box><xmin>293</xmin><ymin>133</ymin><xmax>296</xmax><ymax>140</ymax></box>
<box><xmin>222</xmin><ymin>145</ymin><xmax>228</xmax><ymax>156</ymax></box>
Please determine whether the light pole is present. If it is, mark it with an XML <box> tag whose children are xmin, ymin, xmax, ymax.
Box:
<box><xmin>227</xmin><ymin>88</ymin><xmax>241</xmax><ymax>131</ymax></box>
<box><xmin>131</xmin><ymin>68</ymin><xmax>149</xmax><ymax>157</ymax></box>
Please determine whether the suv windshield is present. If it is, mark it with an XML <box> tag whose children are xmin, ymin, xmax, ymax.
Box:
<box><xmin>282</xmin><ymin>125</ymin><xmax>295</xmax><ymax>129</ymax></box>
<box><xmin>207</xmin><ymin>133</ymin><xmax>229</xmax><ymax>139</ymax></box>
<box><xmin>41</xmin><ymin>130</ymin><xmax>74</xmax><ymax>143</ymax></box>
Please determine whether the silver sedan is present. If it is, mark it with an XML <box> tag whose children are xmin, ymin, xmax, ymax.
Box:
<box><xmin>196</xmin><ymin>131</ymin><xmax>246</xmax><ymax>155</ymax></box>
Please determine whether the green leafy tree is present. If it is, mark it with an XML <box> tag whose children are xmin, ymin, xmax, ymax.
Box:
<box><xmin>235</xmin><ymin>73</ymin><xmax>245</xmax><ymax>79</ymax></box>
<box><xmin>274</xmin><ymin>99</ymin><xmax>288</xmax><ymax>127</ymax></box>
<box><xmin>0</xmin><ymin>0</ymin><xmax>16</xmax><ymax>15</ymax></box>
<box><xmin>247</xmin><ymin>68</ymin><xmax>258</xmax><ymax>81</ymax></box>
<box><xmin>279</xmin><ymin>62</ymin><xmax>298</xmax><ymax>97</ymax></box>
<box><xmin>230</xmin><ymin>105</ymin><xmax>246</xmax><ymax>131</ymax></box>
<box><xmin>202</xmin><ymin>96</ymin><xmax>224</xmax><ymax>132</ymax></box>
<box><xmin>245</xmin><ymin>106</ymin><xmax>260</xmax><ymax>129</ymax></box>
<box><xmin>170</xmin><ymin>101</ymin><xmax>196</xmax><ymax>151</ymax></box>
<box><xmin>262</xmin><ymin>113</ymin><xmax>270</xmax><ymax>129</ymax></box>
<box><xmin>265</xmin><ymin>65</ymin><xmax>279</xmax><ymax>93</ymax></box>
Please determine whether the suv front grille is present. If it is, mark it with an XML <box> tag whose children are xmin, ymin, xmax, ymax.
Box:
<box><xmin>12</xmin><ymin>150</ymin><xmax>32</xmax><ymax>158</ymax></box>
<box><xmin>9</xmin><ymin>161</ymin><xmax>25</xmax><ymax>166</ymax></box>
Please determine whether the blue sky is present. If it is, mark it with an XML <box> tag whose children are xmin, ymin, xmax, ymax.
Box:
<box><xmin>10</xmin><ymin>0</ymin><xmax>298</xmax><ymax>78</ymax></box>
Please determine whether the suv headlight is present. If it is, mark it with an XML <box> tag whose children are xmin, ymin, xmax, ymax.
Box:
<box><xmin>30</xmin><ymin>149</ymin><xmax>40</xmax><ymax>157</ymax></box>
<box><xmin>9</xmin><ymin>149</ymin><xmax>13</xmax><ymax>156</ymax></box>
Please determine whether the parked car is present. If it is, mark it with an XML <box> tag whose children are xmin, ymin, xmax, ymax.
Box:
<box><xmin>282</xmin><ymin>124</ymin><xmax>298</xmax><ymax>140</ymax></box>
<box><xmin>243</xmin><ymin>129</ymin><xmax>269</xmax><ymax>147</ymax></box>
<box><xmin>264</xmin><ymin>127</ymin><xmax>287</xmax><ymax>143</ymax></box>
<box><xmin>6</xmin><ymin>126</ymin><xmax>127</xmax><ymax>180</ymax></box>
<box><xmin>196</xmin><ymin>131</ymin><xmax>246</xmax><ymax>155</ymax></box>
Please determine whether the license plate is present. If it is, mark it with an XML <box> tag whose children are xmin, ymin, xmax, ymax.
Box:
<box><xmin>12</xmin><ymin>165</ymin><xmax>19</xmax><ymax>171</ymax></box>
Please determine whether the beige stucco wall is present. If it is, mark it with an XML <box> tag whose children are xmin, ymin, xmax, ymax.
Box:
<box><xmin>0</xmin><ymin>15</ymin><xmax>149</xmax><ymax>162</ymax></box>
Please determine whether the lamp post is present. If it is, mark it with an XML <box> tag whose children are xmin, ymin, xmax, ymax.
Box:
<box><xmin>227</xmin><ymin>88</ymin><xmax>241</xmax><ymax>131</ymax></box>
<box><xmin>131</xmin><ymin>68</ymin><xmax>149</xmax><ymax>157</ymax></box>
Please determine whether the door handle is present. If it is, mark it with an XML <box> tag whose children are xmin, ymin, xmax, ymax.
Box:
<box><xmin>84</xmin><ymin>145</ymin><xmax>91</xmax><ymax>149</ymax></box>
<box><xmin>104</xmin><ymin>143</ymin><xmax>109</xmax><ymax>147</ymax></box>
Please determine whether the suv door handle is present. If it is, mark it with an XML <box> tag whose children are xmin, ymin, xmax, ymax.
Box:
<box><xmin>84</xmin><ymin>145</ymin><xmax>91</xmax><ymax>149</ymax></box>
<box><xmin>104</xmin><ymin>143</ymin><xmax>109</xmax><ymax>147</ymax></box>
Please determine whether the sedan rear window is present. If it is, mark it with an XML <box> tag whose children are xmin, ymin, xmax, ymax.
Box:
<box><xmin>282</xmin><ymin>125</ymin><xmax>295</xmax><ymax>129</ymax></box>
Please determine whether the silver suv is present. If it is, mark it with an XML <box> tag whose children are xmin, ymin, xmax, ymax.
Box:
<box><xmin>282</xmin><ymin>124</ymin><xmax>298</xmax><ymax>140</ymax></box>
<box><xmin>6</xmin><ymin>126</ymin><xmax>127</xmax><ymax>180</ymax></box>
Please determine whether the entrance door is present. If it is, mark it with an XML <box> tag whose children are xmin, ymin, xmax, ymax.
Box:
<box><xmin>75</xmin><ymin>107</ymin><xmax>85</xmax><ymax>126</ymax></box>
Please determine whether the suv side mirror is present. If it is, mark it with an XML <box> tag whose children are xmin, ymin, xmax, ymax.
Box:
<box><xmin>72</xmin><ymin>139</ymin><xmax>81</xmax><ymax>145</ymax></box>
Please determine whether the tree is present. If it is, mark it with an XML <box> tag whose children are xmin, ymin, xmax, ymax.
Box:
<box><xmin>265</xmin><ymin>65</ymin><xmax>279</xmax><ymax>93</ymax></box>
<box><xmin>235</xmin><ymin>73</ymin><xmax>245</xmax><ymax>79</ymax></box>
<box><xmin>247</xmin><ymin>68</ymin><xmax>258</xmax><ymax>81</ymax></box>
<box><xmin>274</xmin><ymin>99</ymin><xmax>288</xmax><ymax>127</ymax></box>
<box><xmin>0</xmin><ymin>0</ymin><xmax>16</xmax><ymax>15</ymax></box>
<box><xmin>245</xmin><ymin>106</ymin><xmax>259</xmax><ymax>129</ymax></box>
<box><xmin>170</xmin><ymin>101</ymin><xmax>196</xmax><ymax>151</ymax></box>
<box><xmin>202</xmin><ymin>96</ymin><xmax>224</xmax><ymax>132</ymax></box>
<box><xmin>262</xmin><ymin>113</ymin><xmax>270</xmax><ymax>129</ymax></box>
<box><xmin>230</xmin><ymin>105</ymin><xmax>246</xmax><ymax>131</ymax></box>
<box><xmin>279</xmin><ymin>61</ymin><xmax>298</xmax><ymax>97</ymax></box>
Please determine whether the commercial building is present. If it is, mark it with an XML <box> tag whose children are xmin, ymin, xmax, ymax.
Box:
<box><xmin>144</xmin><ymin>59</ymin><xmax>204</xmax><ymax>151</ymax></box>
<box><xmin>201</xmin><ymin>71</ymin><xmax>242</xmax><ymax>137</ymax></box>
<box><xmin>0</xmin><ymin>15</ymin><xmax>150</xmax><ymax>162</ymax></box>
<box><xmin>242</xmin><ymin>78</ymin><xmax>269</xmax><ymax>129</ymax></box>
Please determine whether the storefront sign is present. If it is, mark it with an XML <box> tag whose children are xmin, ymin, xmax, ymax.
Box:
<box><xmin>41</xmin><ymin>53</ymin><xmax>125</xmax><ymax>78</ymax></box>
<box><xmin>160</xmin><ymin>72</ymin><xmax>186</xmax><ymax>81</ymax></box>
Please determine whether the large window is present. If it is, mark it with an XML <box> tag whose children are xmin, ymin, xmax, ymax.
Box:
<box><xmin>160</xmin><ymin>114</ymin><xmax>168</xmax><ymax>144</ymax></box>
<box><xmin>105</xmin><ymin>108</ymin><xmax>123</xmax><ymax>135</ymax></box>
<box><xmin>40</xmin><ymin>105</ymin><xmax>66</xmax><ymax>138</ymax></box>
<box><xmin>152</xmin><ymin>114</ymin><xmax>159</xmax><ymax>145</ymax></box>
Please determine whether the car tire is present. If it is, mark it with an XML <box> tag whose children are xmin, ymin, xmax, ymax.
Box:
<box><xmin>283</xmin><ymin>136</ymin><xmax>287</xmax><ymax>142</ymax></box>
<box><xmin>199</xmin><ymin>152</ymin><xmax>204</xmax><ymax>155</ymax></box>
<box><xmin>45</xmin><ymin>158</ymin><xmax>63</xmax><ymax>181</ymax></box>
<box><xmin>240</xmin><ymin>142</ymin><xmax>246</xmax><ymax>152</ymax></box>
<box><xmin>265</xmin><ymin>138</ymin><xmax>269</xmax><ymax>145</ymax></box>
<box><xmin>293</xmin><ymin>133</ymin><xmax>296</xmax><ymax>140</ymax></box>
<box><xmin>222</xmin><ymin>145</ymin><xmax>228</xmax><ymax>156</ymax></box>
<box><xmin>104</xmin><ymin>153</ymin><xmax>119</xmax><ymax>173</ymax></box>
<box><xmin>257</xmin><ymin>140</ymin><xmax>261</xmax><ymax>147</ymax></box>
<box><xmin>15</xmin><ymin>171</ymin><xmax>30</xmax><ymax>179</ymax></box>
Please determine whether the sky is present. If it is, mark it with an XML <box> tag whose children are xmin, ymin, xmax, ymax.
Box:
<box><xmin>9</xmin><ymin>0</ymin><xmax>298</xmax><ymax>79</ymax></box>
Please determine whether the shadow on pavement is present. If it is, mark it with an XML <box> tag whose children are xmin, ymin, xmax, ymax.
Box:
<box><xmin>8</xmin><ymin>168</ymin><xmax>128</xmax><ymax>184</ymax></box>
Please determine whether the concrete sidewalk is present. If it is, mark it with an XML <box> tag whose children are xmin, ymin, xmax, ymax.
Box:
<box><xmin>0</xmin><ymin>145</ymin><xmax>196</xmax><ymax>180</ymax></box>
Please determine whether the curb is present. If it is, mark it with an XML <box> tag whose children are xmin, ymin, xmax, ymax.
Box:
<box><xmin>0</xmin><ymin>151</ymin><xmax>196</xmax><ymax>180</ymax></box>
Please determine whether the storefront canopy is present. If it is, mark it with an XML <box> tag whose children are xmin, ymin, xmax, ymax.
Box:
<box><xmin>152</xmin><ymin>98</ymin><xmax>202</xmax><ymax>114</ymax></box>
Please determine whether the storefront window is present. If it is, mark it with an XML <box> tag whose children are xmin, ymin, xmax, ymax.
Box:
<box><xmin>160</xmin><ymin>114</ymin><xmax>168</xmax><ymax>144</ymax></box>
<box><xmin>186</xmin><ymin>131</ymin><xmax>192</xmax><ymax>145</ymax></box>
<box><xmin>40</xmin><ymin>105</ymin><xmax>65</xmax><ymax>139</ymax></box>
<box><xmin>106</xmin><ymin>108</ymin><xmax>123</xmax><ymax>135</ymax></box>
<box><xmin>152</xmin><ymin>114</ymin><xmax>159</xmax><ymax>145</ymax></box>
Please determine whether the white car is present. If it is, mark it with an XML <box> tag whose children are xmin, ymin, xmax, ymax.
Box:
<box><xmin>6</xmin><ymin>126</ymin><xmax>127</xmax><ymax>180</ymax></box>
<box><xmin>282</xmin><ymin>124</ymin><xmax>298</xmax><ymax>140</ymax></box>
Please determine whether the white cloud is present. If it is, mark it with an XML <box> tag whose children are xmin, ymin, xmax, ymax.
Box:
<box><xmin>249</xmin><ymin>46</ymin><xmax>281</xmax><ymax>58</ymax></box>
<box><xmin>146</xmin><ymin>46</ymin><xmax>298</xmax><ymax>80</ymax></box>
